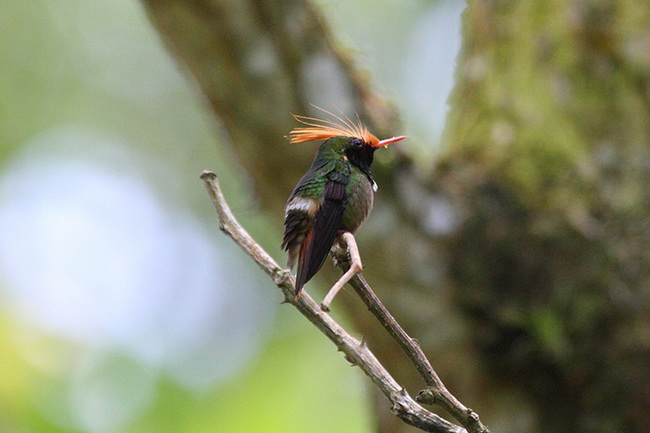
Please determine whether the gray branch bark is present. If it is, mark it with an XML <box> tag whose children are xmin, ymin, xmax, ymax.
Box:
<box><xmin>200</xmin><ymin>171</ymin><xmax>470</xmax><ymax>433</ymax></box>
<box><xmin>332</xmin><ymin>248</ymin><xmax>486</xmax><ymax>433</ymax></box>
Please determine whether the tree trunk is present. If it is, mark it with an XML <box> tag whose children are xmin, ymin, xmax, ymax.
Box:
<box><xmin>433</xmin><ymin>1</ymin><xmax>650</xmax><ymax>432</ymax></box>
<box><xmin>138</xmin><ymin>0</ymin><xmax>400</xmax><ymax>210</ymax></box>
<box><xmin>140</xmin><ymin>1</ymin><xmax>650</xmax><ymax>432</ymax></box>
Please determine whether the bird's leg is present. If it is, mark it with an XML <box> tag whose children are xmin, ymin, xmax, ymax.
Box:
<box><xmin>321</xmin><ymin>232</ymin><xmax>362</xmax><ymax>312</ymax></box>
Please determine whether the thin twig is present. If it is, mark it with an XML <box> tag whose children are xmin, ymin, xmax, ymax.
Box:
<box><xmin>333</xmin><ymin>247</ymin><xmax>489</xmax><ymax>433</ymax></box>
<box><xmin>200</xmin><ymin>170</ymin><xmax>465</xmax><ymax>433</ymax></box>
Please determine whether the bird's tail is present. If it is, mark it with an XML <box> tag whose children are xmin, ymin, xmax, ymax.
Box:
<box><xmin>294</xmin><ymin>229</ymin><xmax>314</xmax><ymax>300</ymax></box>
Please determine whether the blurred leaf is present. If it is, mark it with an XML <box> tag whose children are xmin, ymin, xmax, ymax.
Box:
<box><xmin>132</xmin><ymin>314</ymin><xmax>373</xmax><ymax>433</ymax></box>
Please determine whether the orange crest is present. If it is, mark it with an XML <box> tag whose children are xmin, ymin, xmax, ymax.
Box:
<box><xmin>287</xmin><ymin>106</ymin><xmax>380</xmax><ymax>147</ymax></box>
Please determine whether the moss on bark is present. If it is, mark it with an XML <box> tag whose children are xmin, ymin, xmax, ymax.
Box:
<box><xmin>437</xmin><ymin>1</ymin><xmax>650</xmax><ymax>431</ymax></box>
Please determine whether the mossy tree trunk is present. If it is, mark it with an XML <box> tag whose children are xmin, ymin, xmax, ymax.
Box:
<box><xmin>433</xmin><ymin>1</ymin><xmax>650</xmax><ymax>432</ymax></box>
<box><xmin>140</xmin><ymin>0</ymin><xmax>650</xmax><ymax>432</ymax></box>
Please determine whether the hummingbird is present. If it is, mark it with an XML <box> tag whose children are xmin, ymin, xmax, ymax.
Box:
<box><xmin>281</xmin><ymin>108</ymin><xmax>406</xmax><ymax>310</ymax></box>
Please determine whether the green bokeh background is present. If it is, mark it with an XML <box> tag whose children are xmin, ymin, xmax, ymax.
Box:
<box><xmin>0</xmin><ymin>0</ymin><xmax>461</xmax><ymax>431</ymax></box>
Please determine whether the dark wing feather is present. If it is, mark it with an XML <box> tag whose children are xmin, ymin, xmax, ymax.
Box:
<box><xmin>295</xmin><ymin>180</ymin><xmax>346</xmax><ymax>295</ymax></box>
<box><xmin>282</xmin><ymin>208</ymin><xmax>312</xmax><ymax>269</ymax></box>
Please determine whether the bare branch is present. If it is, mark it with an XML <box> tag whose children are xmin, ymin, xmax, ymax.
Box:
<box><xmin>331</xmin><ymin>246</ymin><xmax>489</xmax><ymax>433</ymax></box>
<box><xmin>200</xmin><ymin>170</ymin><xmax>465</xmax><ymax>433</ymax></box>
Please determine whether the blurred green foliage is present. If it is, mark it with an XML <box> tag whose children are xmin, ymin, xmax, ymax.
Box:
<box><xmin>0</xmin><ymin>0</ymin><xmax>462</xmax><ymax>431</ymax></box>
<box><xmin>0</xmin><ymin>0</ymin><xmax>380</xmax><ymax>431</ymax></box>
<box><xmin>0</xmin><ymin>314</ymin><xmax>372</xmax><ymax>433</ymax></box>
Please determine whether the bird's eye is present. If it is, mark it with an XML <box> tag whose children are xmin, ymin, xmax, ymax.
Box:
<box><xmin>352</xmin><ymin>138</ymin><xmax>363</xmax><ymax>148</ymax></box>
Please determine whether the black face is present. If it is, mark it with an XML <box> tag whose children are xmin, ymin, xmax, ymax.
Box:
<box><xmin>345</xmin><ymin>138</ymin><xmax>376</xmax><ymax>180</ymax></box>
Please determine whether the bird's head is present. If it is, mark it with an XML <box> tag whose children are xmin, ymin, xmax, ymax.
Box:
<box><xmin>287</xmin><ymin>106</ymin><xmax>406</xmax><ymax>168</ymax></box>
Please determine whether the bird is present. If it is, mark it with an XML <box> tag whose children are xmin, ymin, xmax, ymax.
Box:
<box><xmin>281</xmin><ymin>107</ymin><xmax>406</xmax><ymax>310</ymax></box>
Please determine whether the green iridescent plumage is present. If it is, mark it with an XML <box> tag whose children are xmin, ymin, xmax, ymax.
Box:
<box><xmin>282</xmin><ymin>110</ymin><xmax>406</xmax><ymax>301</ymax></box>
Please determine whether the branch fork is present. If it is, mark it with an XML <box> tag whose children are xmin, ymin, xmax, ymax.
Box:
<box><xmin>200</xmin><ymin>170</ymin><xmax>489</xmax><ymax>433</ymax></box>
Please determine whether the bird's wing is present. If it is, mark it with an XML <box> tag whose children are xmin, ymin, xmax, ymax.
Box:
<box><xmin>295</xmin><ymin>175</ymin><xmax>347</xmax><ymax>295</ymax></box>
<box><xmin>281</xmin><ymin>166</ymin><xmax>330</xmax><ymax>270</ymax></box>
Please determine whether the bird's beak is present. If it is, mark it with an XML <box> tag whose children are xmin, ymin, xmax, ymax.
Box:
<box><xmin>374</xmin><ymin>135</ymin><xmax>407</xmax><ymax>148</ymax></box>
